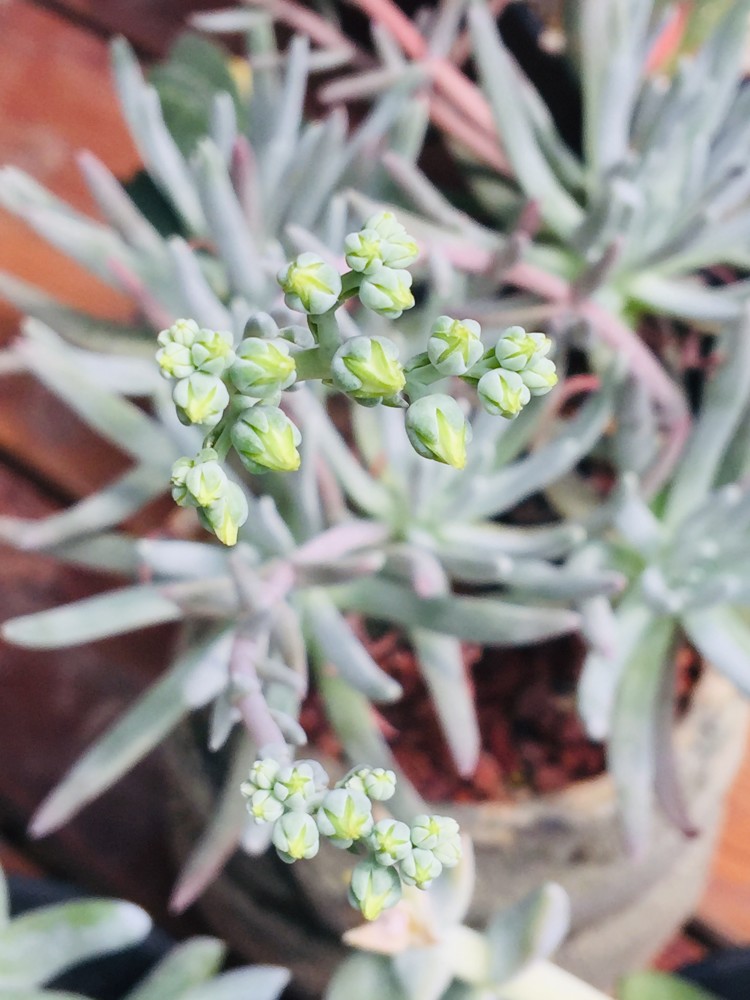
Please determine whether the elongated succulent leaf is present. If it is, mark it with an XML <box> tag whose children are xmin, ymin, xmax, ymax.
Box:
<box><xmin>411</xmin><ymin>628</ymin><xmax>479</xmax><ymax>777</ymax></box>
<box><xmin>304</xmin><ymin>589</ymin><xmax>402</xmax><ymax>702</ymax></box>
<box><xmin>608</xmin><ymin>613</ymin><xmax>677</xmax><ymax>854</ymax></box>
<box><xmin>683</xmin><ymin>605</ymin><xmax>750</xmax><ymax>696</ymax></box>
<box><xmin>170</xmin><ymin>736</ymin><xmax>256</xmax><ymax>913</ymax></box>
<box><xmin>179</xmin><ymin>967</ymin><xmax>290</xmax><ymax>1000</ymax></box>
<box><xmin>327</xmin><ymin>954</ymin><xmax>407</xmax><ymax>1000</ymax></box>
<box><xmin>30</xmin><ymin>630</ymin><xmax>233</xmax><ymax>835</ymax></box>
<box><xmin>486</xmin><ymin>883</ymin><xmax>570</xmax><ymax>985</ymax></box>
<box><xmin>330</xmin><ymin>577</ymin><xmax>581</xmax><ymax>645</ymax></box>
<box><xmin>0</xmin><ymin>901</ymin><xmax>151</xmax><ymax>989</ymax></box>
<box><xmin>125</xmin><ymin>938</ymin><xmax>226</xmax><ymax>1000</ymax></box>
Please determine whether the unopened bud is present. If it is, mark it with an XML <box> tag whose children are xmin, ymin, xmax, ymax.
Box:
<box><xmin>427</xmin><ymin>316</ymin><xmax>484</xmax><ymax>376</ymax></box>
<box><xmin>172</xmin><ymin>373</ymin><xmax>230</xmax><ymax>427</ymax></box>
<box><xmin>369</xmin><ymin>819</ymin><xmax>412</xmax><ymax>866</ymax></box>
<box><xmin>231</xmin><ymin>406</ymin><xmax>302</xmax><ymax>474</ymax></box>
<box><xmin>198</xmin><ymin>481</ymin><xmax>249</xmax><ymax>546</ymax></box>
<box><xmin>477</xmin><ymin>368</ymin><xmax>531</xmax><ymax>418</ymax></box>
<box><xmin>359</xmin><ymin>267</ymin><xmax>415</xmax><ymax>319</ymax></box>
<box><xmin>272</xmin><ymin>812</ymin><xmax>320</xmax><ymax>863</ymax></box>
<box><xmin>405</xmin><ymin>394</ymin><xmax>471</xmax><ymax>469</ymax></box>
<box><xmin>331</xmin><ymin>336</ymin><xmax>405</xmax><ymax>404</ymax></box>
<box><xmin>278</xmin><ymin>253</ymin><xmax>342</xmax><ymax>315</ymax></box>
<box><xmin>348</xmin><ymin>860</ymin><xmax>402</xmax><ymax>921</ymax></box>
<box><xmin>230</xmin><ymin>337</ymin><xmax>297</xmax><ymax>398</ymax></box>
<box><xmin>316</xmin><ymin>788</ymin><xmax>374</xmax><ymax>849</ymax></box>
<box><xmin>494</xmin><ymin>326</ymin><xmax>551</xmax><ymax>373</ymax></box>
<box><xmin>399</xmin><ymin>847</ymin><xmax>442</xmax><ymax>889</ymax></box>
<box><xmin>157</xmin><ymin>319</ymin><xmax>234</xmax><ymax>379</ymax></box>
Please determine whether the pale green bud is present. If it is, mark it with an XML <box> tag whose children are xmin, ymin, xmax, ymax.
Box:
<box><xmin>171</xmin><ymin>449</ymin><xmax>228</xmax><ymax>508</ymax></box>
<box><xmin>278</xmin><ymin>252</ymin><xmax>342</xmax><ymax>315</ymax></box>
<box><xmin>230</xmin><ymin>337</ymin><xmax>297</xmax><ymax>398</ymax></box>
<box><xmin>477</xmin><ymin>368</ymin><xmax>531</xmax><ymax>418</ymax></box>
<box><xmin>231</xmin><ymin>406</ymin><xmax>302</xmax><ymax>474</ymax></box>
<box><xmin>198</xmin><ymin>481</ymin><xmax>249</xmax><ymax>547</ymax></box>
<box><xmin>316</xmin><ymin>788</ymin><xmax>374</xmax><ymax>848</ymax></box>
<box><xmin>420</xmin><ymin>815</ymin><xmax>461</xmax><ymax>868</ymax></box>
<box><xmin>157</xmin><ymin>319</ymin><xmax>235</xmax><ymax>378</ymax></box>
<box><xmin>272</xmin><ymin>812</ymin><xmax>320</xmax><ymax>863</ymax></box>
<box><xmin>427</xmin><ymin>316</ymin><xmax>484</xmax><ymax>376</ymax></box>
<box><xmin>246</xmin><ymin>757</ymin><xmax>281</xmax><ymax>791</ymax></box>
<box><xmin>247</xmin><ymin>789</ymin><xmax>285</xmax><ymax>825</ymax></box>
<box><xmin>273</xmin><ymin>762</ymin><xmax>318</xmax><ymax>811</ymax></box>
<box><xmin>172</xmin><ymin>373</ymin><xmax>230</xmax><ymax>427</ymax></box>
<box><xmin>405</xmin><ymin>394</ymin><xmax>471</xmax><ymax>469</ymax></box>
<box><xmin>348</xmin><ymin>860</ymin><xmax>402</xmax><ymax>921</ymax></box>
<box><xmin>369</xmin><ymin>819</ymin><xmax>412</xmax><ymax>866</ymax></box>
<box><xmin>359</xmin><ymin>267</ymin><xmax>415</xmax><ymax>319</ymax></box>
<box><xmin>243</xmin><ymin>311</ymin><xmax>280</xmax><ymax>340</ymax></box>
<box><xmin>363</xmin><ymin>211</ymin><xmax>419</xmax><ymax>269</ymax></box>
<box><xmin>520</xmin><ymin>356</ymin><xmax>558</xmax><ymax>396</ymax></box>
<box><xmin>494</xmin><ymin>326</ymin><xmax>551</xmax><ymax>373</ymax></box>
<box><xmin>331</xmin><ymin>336</ymin><xmax>405</xmax><ymax>404</ymax></box>
<box><xmin>399</xmin><ymin>847</ymin><xmax>442</xmax><ymax>889</ymax></box>
<box><xmin>360</xmin><ymin>768</ymin><xmax>397</xmax><ymax>801</ymax></box>
<box><xmin>344</xmin><ymin>229</ymin><xmax>387</xmax><ymax>275</ymax></box>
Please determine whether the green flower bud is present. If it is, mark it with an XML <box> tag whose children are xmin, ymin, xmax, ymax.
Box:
<box><xmin>494</xmin><ymin>326</ymin><xmax>551</xmax><ymax>373</ymax></box>
<box><xmin>348</xmin><ymin>860</ymin><xmax>402</xmax><ymax>921</ymax></box>
<box><xmin>170</xmin><ymin>448</ymin><xmax>228</xmax><ymax>509</ymax></box>
<box><xmin>278</xmin><ymin>252</ymin><xmax>342</xmax><ymax>315</ymax></box>
<box><xmin>244</xmin><ymin>757</ymin><xmax>281</xmax><ymax>792</ymax></box>
<box><xmin>415</xmin><ymin>815</ymin><xmax>461</xmax><ymax>868</ymax></box>
<box><xmin>360</xmin><ymin>768</ymin><xmax>397</xmax><ymax>801</ymax></box>
<box><xmin>331</xmin><ymin>336</ymin><xmax>406</xmax><ymax>404</ymax></box>
<box><xmin>231</xmin><ymin>406</ymin><xmax>302</xmax><ymax>474</ymax></box>
<box><xmin>230</xmin><ymin>337</ymin><xmax>297</xmax><ymax>398</ymax></box>
<box><xmin>359</xmin><ymin>267</ymin><xmax>415</xmax><ymax>319</ymax></box>
<box><xmin>405</xmin><ymin>394</ymin><xmax>471</xmax><ymax>469</ymax></box>
<box><xmin>363</xmin><ymin>211</ymin><xmax>419</xmax><ymax>269</ymax></box>
<box><xmin>344</xmin><ymin>229</ymin><xmax>387</xmax><ymax>275</ymax></box>
<box><xmin>243</xmin><ymin>311</ymin><xmax>280</xmax><ymax>340</ymax></box>
<box><xmin>316</xmin><ymin>788</ymin><xmax>374</xmax><ymax>849</ymax></box>
<box><xmin>172</xmin><ymin>373</ymin><xmax>230</xmax><ymax>427</ymax></box>
<box><xmin>427</xmin><ymin>316</ymin><xmax>484</xmax><ymax>376</ymax></box>
<box><xmin>477</xmin><ymin>368</ymin><xmax>531</xmax><ymax>418</ymax></box>
<box><xmin>399</xmin><ymin>847</ymin><xmax>442</xmax><ymax>889</ymax></box>
<box><xmin>272</xmin><ymin>812</ymin><xmax>320</xmax><ymax>863</ymax></box>
<box><xmin>369</xmin><ymin>819</ymin><xmax>412</xmax><ymax>866</ymax></box>
<box><xmin>273</xmin><ymin>762</ymin><xmax>319</xmax><ymax>811</ymax></box>
<box><xmin>157</xmin><ymin>319</ymin><xmax>235</xmax><ymax>378</ymax></box>
<box><xmin>520</xmin><ymin>356</ymin><xmax>558</xmax><ymax>396</ymax></box>
<box><xmin>198</xmin><ymin>481</ymin><xmax>249</xmax><ymax>546</ymax></box>
<box><xmin>247</xmin><ymin>789</ymin><xmax>285</xmax><ymax>825</ymax></box>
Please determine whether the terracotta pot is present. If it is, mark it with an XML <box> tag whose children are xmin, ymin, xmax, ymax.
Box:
<box><xmin>166</xmin><ymin>671</ymin><xmax>747</xmax><ymax>998</ymax></box>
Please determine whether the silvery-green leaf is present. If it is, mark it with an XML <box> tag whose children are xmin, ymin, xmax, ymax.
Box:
<box><xmin>304</xmin><ymin>589</ymin><xmax>402</xmax><ymax>702</ymax></box>
<box><xmin>50</xmin><ymin>534</ymin><xmax>141</xmax><ymax>575</ymax></box>
<box><xmin>18</xmin><ymin>320</ymin><xmax>176</xmax><ymax>466</ymax></box>
<box><xmin>166</xmin><ymin>239</ymin><xmax>232</xmax><ymax>331</ymax></box>
<box><xmin>327</xmin><ymin>954</ymin><xmax>406</xmax><ymax>1000</ymax></box>
<box><xmin>627</xmin><ymin>274</ymin><xmax>742</xmax><ymax>324</ymax></box>
<box><xmin>394</xmin><ymin>946</ymin><xmax>454</xmax><ymax>1000</ymax></box>
<box><xmin>608</xmin><ymin>614</ymin><xmax>676</xmax><ymax>854</ymax></box>
<box><xmin>505</xmin><ymin>559</ymin><xmax>625</xmax><ymax>600</ymax></box>
<box><xmin>179</xmin><ymin>967</ymin><xmax>290</xmax><ymax>1000</ymax></box>
<box><xmin>468</xmin><ymin>4</ymin><xmax>583</xmax><ymax>237</ymax></box>
<box><xmin>665</xmin><ymin>314</ymin><xmax>750</xmax><ymax>528</ymax></box>
<box><xmin>684</xmin><ymin>605</ymin><xmax>750</xmax><ymax>697</ymax></box>
<box><xmin>30</xmin><ymin>630</ymin><xmax>233</xmax><ymax>836</ymax></box>
<box><xmin>316</xmin><ymin>669</ymin><xmax>424</xmax><ymax>818</ymax></box>
<box><xmin>411</xmin><ymin>628</ymin><xmax>479</xmax><ymax>778</ymax></box>
<box><xmin>0</xmin><ymin>465</ymin><xmax>169</xmax><ymax>551</ymax></box>
<box><xmin>0</xmin><ymin>900</ymin><xmax>151</xmax><ymax>989</ymax></box>
<box><xmin>578</xmin><ymin>597</ymin><xmax>656</xmax><ymax>741</ymax></box>
<box><xmin>437</xmin><ymin>522</ymin><xmax>587</xmax><ymax>561</ymax></box>
<box><xmin>171</xmin><ymin>736</ymin><xmax>256</xmax><ymax>913</ymax></box>
<box><xmin>330</xmin><ymin>577</ymin><xmax>581</xmax><ymax>645</ymax></box>
<box><xmin>124</xmin><ymin>938</ymin><xmax>226</xmax><ymax>1000</ymax></box>
<box><xmin>138</xmin><ymin>539</ymin><xmax>229</xmax><ymax>580</ymax></box>
<box><xmin>191</xmin><ymin>139</ymin><xmax>263</xmax><ymax>299</ymax></box>
<box><xmin>486</xmin><ymin>883</ymin><xmax>570</xmax><ymax>985</ymax></box>
<box><xmin>619</xmin><ymin>972</ymin><xmax>720</xmax><ymax>1000</ymax></box>
<box><xmin>2</xmin><ymin>585</ymin><xmax>182</xmax><ymax>649</ymax></box>
<box><xmin>464</xmin><ymin>384</ymin><xmax>614</xmax><ymax>520</ymax></box>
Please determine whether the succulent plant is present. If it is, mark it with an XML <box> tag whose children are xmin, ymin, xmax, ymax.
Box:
<box><xmin>0</xmin><ymin>862</ymin><xmax>289</xmax><ymax>1000</ymax></box>
<box><xmin>326</xmin><ymin>837</ymin><xmax>607</xmax><ymax>1000</ymax></box>
<box><xmin>578</xmin><ymin>312</ymin><xmax>750</xmax><ymax>853</ymax></box>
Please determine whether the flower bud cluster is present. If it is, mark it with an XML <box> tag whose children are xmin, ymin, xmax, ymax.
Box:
<box><xmin>474</xmin><ymin>326</ymin><xmax>558</xmax><ymax>418</ymax></box>
<box><xmin>159</xmin><ymin>215</ymin><xmax>559</xmax><ymax>544</ymax></box>
<box><xmin>240</xmin><ymin>758</ymin><xmax>461</xmax><ymax>921</ymax></box>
